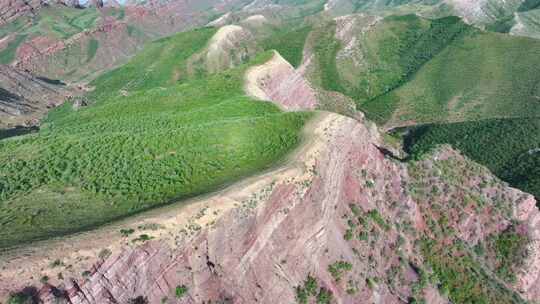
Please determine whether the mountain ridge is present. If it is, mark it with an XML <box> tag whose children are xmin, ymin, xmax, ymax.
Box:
<box><xmin>2</xmin><ymin>1</ymin><xmax>540</xmax><ymax>303</ymax></box>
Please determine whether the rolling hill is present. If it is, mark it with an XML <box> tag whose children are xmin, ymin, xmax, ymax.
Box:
<box><xmin>322</xmin><ymin>0</ymin><xmax>540</xmax><ymax>42</ymax></box>
<box><xmin>0</xmin><ymin>27</ymin><xmax>310</xmax><ymax>248</ymax></box>
<box><xmin>303</xmin><ymin>13</ymin><xmax>540</xmax><ymax>127</ymax></box>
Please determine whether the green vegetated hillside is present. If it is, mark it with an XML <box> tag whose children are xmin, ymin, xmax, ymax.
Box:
<box><xmin>366</xmin><ymin>26</ymin><xmax>540</xmax><ymax>126</ymax></box>
<box><xmin>259</xmin><ymin>25</ymin><xmax>312</xmax><ymax>68</ymax></box>
<box><xmin>0</xmin><ymin>27</ymin><xmax>311</xmax><ymax>248</ymax></box>
<box><xmin>309</xmin><ymin>14</ymin><xmax>540</xmax><ymax>126</ymax></box>
<box><xmin>327</xmin><ymin>0</ymin><xmax>540</xmax><ymax>35</ymax></box>
<box><xmin>310</xmin><ymin>15</ymin><xmax>467</xmax><ymax>120</ymax></box>
<box><xmin>86</xmin><ymin>27</ymin><xmax>215</xmax><ymax>101</ymax></box>
<box><xmin>400</xmin><ymin>117</ymin><xmax>540</xmax><ymax>200</ymax></box>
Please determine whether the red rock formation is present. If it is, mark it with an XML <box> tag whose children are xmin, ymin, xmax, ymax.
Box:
<box><xmin>245</xmin><ymin>51</ymin><xmax>318</xmax><ymax>111</ymax></box>
<box><xmin>0</xmin><ymin>65</ymin><xmax>71</xmax><ymax>128</ymax></box>
<box><xmin>5</xmin><ymin>51</ymin><xmax>539</xmax><ymax>303</ymax></box>
<box><xmin>3</xmin><ymin>0</ymin><xmax>255</xmax><ymax>81</ymax></box>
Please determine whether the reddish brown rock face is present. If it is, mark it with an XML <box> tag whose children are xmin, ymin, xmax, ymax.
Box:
<box><xmin>0</xmin><ymin>0</ymin><xmax>43</xmax><ymax>26</ymax></box>
<box><xmin>245</xmin><ymin>51</ymin><xmax>318</xmax><ymax>111</ymax></box>
<box><xmin>0</xmin><ymin>64</ymin><xmax>71</xmax><ymax>128</ymax></box>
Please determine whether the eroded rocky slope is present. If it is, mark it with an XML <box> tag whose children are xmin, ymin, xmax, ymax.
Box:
<box><xmin>0</xmin><ymin>65</ymin><xmax>71</xmax><ymax>128</ymax></box>
<box><xmin>1</xmin><ymin>0</ymin><xmax>254</xmax><ymax>82</ymax></box>
<box><xmin>0</xmin><ymin>0</ymin><xmax>43</xmax><ymax>26</ymax></box>
<box><xmin>245</xmin><ymin>51</ymin><xmax>318</xmax><ymax>111</ymax></box>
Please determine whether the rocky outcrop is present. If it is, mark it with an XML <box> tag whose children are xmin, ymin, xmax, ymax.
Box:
<box><xmin>0</xmin><ymin>0</ymin><xmax>87</xmax><ymax>25</ymax></box>
<box><xmin>245</xmin><ymin>51</ymin><xmax>318</xmax><ymax>110</ymax></box>
<box><xmin>204</xmin><ymin>25</ymin><xmax>256</xmax><ymax>73</ymax></box>
<box><xmin>0</xmin><ymin>0</ymin><xmax>43</xmax><ymax>26</ymax></box>
<box><xmin>241</xmin><ymin>14</ymin><xmax>268</xmax><ymax>26</ymax></box>
<box><xmin>0</xmin><ymin>65</ymin><xmax>70</xmax><ymax>128</ymax></box>
<box><xmin>15</xmin><ymin>19</ymin><xmax>149</xmax><ymax>81</ymax></box>
<box><xmin>515</xmin><ymin>195</ymin><xmax>540</xmax><ymax>300</ymax></box>
<box><xmin>334</xmin><ymin>14</ymin><xmax>381</xmax><ymax>68</ymax></box>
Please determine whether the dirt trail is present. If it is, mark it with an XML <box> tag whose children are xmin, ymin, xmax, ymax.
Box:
<box><xmin>0</xmin><ymin>111</ymin><xmax>332</xmax><ymax>298</ymax></box>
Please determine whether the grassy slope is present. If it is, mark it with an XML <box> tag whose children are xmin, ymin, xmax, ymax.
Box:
<box><xmin>310</xmin><ymin>20</ymin><xmax>344</xmax><ymax>93</ymax></box>
<box><xmin>401</xmin><ymin>117</ymin><xmax>540</xmax><ymax>200</ymax></box>
<box><xmin>259</xmin><ymin>25</ymin><xmax>312</xmax><ymax>68</ymax></box>
<box><xmin>374</xmin><ymin>28</ymin><xmax>540</xmax><ymax>126</ymax></box>
<box><xmin>0</xmin><ymin>27</ymin><xmax>311</xmax><ymax>248</ymax></box>
<box><xmin>310</xmin><ymin>15</ymin><xmax>470</xmax><ymax>121</ymax></box>
<box><xmin>309</xmin><ymin>14</ymin><xmax>540</xmax><ymax>126</ymax></box>
<box><xmin>355</xmin><ymin>15</ymin><xmax>469</xmax><ymax>123</ymax></box>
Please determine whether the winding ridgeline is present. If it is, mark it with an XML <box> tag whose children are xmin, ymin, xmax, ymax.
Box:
<box><xmin>0</xmin><ymin>27</ymin><xmax>311</xmax><ymax>248</ymax></box>
<box><xmin>3</xmin><ymin>0</ymin><xmax>540</xmax><ymax>303</ymax></box>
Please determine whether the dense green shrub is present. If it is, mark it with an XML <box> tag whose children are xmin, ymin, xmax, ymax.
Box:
<box><xmin>260</xmin><ymin>26</ymin><xmax>312</xmax><ymax>68</ymax></box>
<box><xmin>295</xmin><ymin>275</ymin><xmax>333</xmax><ymax>304</ymax></box>
<box><xmin>489</xmin><ymin>227</ymin><xmax>529</xmax><ymax>283</ymax></box>
<box><xmin>7</xmin><ymin>293</ymin><xmax>34</xmax><ymax>304</ymax></box>
<box><xmin>328</xmin><ymin>261</ymin><xmax>352</xmax><ymax>281</ymax></box>
<box><xmin>311</xmin><ymin>21</ymin><xmax>344</xmax><ymax>93</ymax></box>
<box><xmin>86</xmin><ymin>39</ymin><xmax>99</xmax><ymax>62</ymax></box>
<box><xmin>175</xmin><ymin>285</ymin><xmax>188</xmax><ymax>298</ymax></box>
